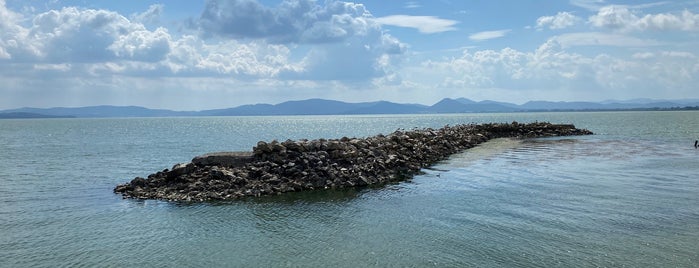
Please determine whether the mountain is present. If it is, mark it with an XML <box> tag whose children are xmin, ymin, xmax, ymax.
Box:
<box><xmin>429</xmin><ymin>98</ymin><xmax>520</xmax><ymax>113</ymax></box>
<box><xmin>1</xmin><ymin>98</ymin><xmax>697</xmax><ymax>118</ymax></box>
<box><xmin>208</xmin><ymin>99</ymin><xmax>425</xmax><ymax>116</ymax></box>
<box><xmin>521</xmin><ymin>100</ymin><xmax>699</xmax><ymax>111</ymax></box>
<box><xmin>1</xmin><ymin>105</ymin><xmax>195</xmax><ymax>117</ymax></box>
<box><xmin>601</xmin><ymin>98</ymin><xmax>699</xmax><ymax>105</ymax></box>
<box><xmin>205</xmin><ymin>103</ymin><xmax>276</xmax><ymax>116</ymax></box>
<box><xmin>0</xmin><ymin>112</ymin><xmax>75</xmax><ymax>119</ymax></box>
<box><xmin>521</xmin><ymin>101</ymin><xmax>607</xmax><ymax>111</ymax></box>
<box><xmin>273</xmin><ymin>99</ymin><xmax>370</xmax><ymax>115</ymax></box>
<box><xmin>347</xmin><ymin>101</ymin><xmax>427</xmax><ymax>114</ymax></box>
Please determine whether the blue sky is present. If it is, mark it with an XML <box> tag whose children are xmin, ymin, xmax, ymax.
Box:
<box><xmin>1</xmin><ymin>0</ymin><xmax>698</xmax><ymax>110</ymax></box>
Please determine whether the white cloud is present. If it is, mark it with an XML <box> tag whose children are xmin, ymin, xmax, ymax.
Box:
<box><xmin>2</xmin><ymin>0</ymin><xmax>697</xmax><ymax>109</ymax></box>
<box><xmin>410</xmin><ymin>44</ymin><xmax>699</xmax><ymax>101</ymax></box>
<box><xmin>279</xmin><ymin>31</ymin><xmax>406</xmax><ymax>81</ymax></box>
<box><xmin>637</xmin><ymin>9</ymin><xmax>699</xmax><ymax>31</ymax></box>
<box><xmin>0</xmin><ymin>0</ymin><xmax>29</xmax><ymax>60</ymax></box>
<box><xmin>33</xmin><ymin>63</ymin><xmax>71</xmax><ymax>71</ymax></box>
<box><xmin>21</xmin><ymin>7</ymin><xmax>158</xmax><ymax>62</ymax></box>
<box><xmin>570</xmin><ymin>0</ymin><xmax>606</xmax><ymax>11</ymax></box>
<box><xmin>589</xmin><ymin>5</ymin><xmax>699</xmax><ymax>31</ymax></box>
<box><xmin>536</xmin><ymin>12</ymin><xmax>580</xmax><ymax>30</ymax></box>
<box><xmin>468</xmin><ymin>29</ymin><xmax>511</xmax><ymax>41</ymax></box>
<box><xmin>404</xmin><ymin>1</ymin><xmax>421</xmax><ymax>9</ymax></box>
<box><xmin>193</xmin><ymin>40</ymin><xmax>297</xmax><ymax>78</ymax></box>
<box><xmin>589</xmin><ymin>5</ymin><xmax>641</xmax><ymax>30</ymax></box>
<box><xmin>375</xmin><ymin>15</ymin><xmax>458</xmax><ymax>33</ymax></box>
<box><xmin>197</xmin><ymin>0</ymin><xmax>381</xmax><ymax>43</ymax></box>
<box><xmin>632</xmin><ymin>52</ymin><xmax>655</xmax><ymax>59</ymax></box>
<box><xmin>550</xmin><ymin>32</ymin><xmax>663</xmax><ymax>48</ymax></box>
<box><xmin>661</xmin><ymin>51</ymin><xmax>696</xmax><ymax>58</ymax></box>
<box><xmin>195</xmin><ymin>0</ymin><xmax>407</xmax><ymax>80</ymax></box>
<box><xmin>0</xmin><ymin>0</ymin><xmax>407</xmax><ymax>83</ymax></box>
<box><xmin>0</xmin><ymin>4</ymin><xmax>297</xmax><ymax>80</ymax></box>
<box><xmin>416</xmin><ymin>46</ymin><xmax>592</xmax><ymax>96</ymax></box>
<box><xmin>109</xmin><ymin>27</ymin><xmax>172</xmax><ymax>62</ymax></box>
<box><xmin>131</xmin><ymin>4</ymin><xmax>163</xmax><ymax>25</ymax></box>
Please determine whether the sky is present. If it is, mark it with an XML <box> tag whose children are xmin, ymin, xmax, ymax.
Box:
<box><xmin>1</xmin><ymin>0</ymin><xmax>698</xmax><ymax>110</ymax></box>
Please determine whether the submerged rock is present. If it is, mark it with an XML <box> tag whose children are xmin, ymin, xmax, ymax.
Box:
<box><xmin>114</xmin><ymin>122</ymin><xmax>592</xmax><ymax>201</ymax></box>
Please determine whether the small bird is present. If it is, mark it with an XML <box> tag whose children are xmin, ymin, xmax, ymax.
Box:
<box><xmin>695</xmin><ymin>140</ymin><xmax>698</xmax><ymax>149</ymax></box>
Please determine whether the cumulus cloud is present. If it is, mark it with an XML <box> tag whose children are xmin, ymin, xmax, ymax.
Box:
<box><xmin>468</xmin><ymin>29</ymin><xmax>511</xmax><ymax>41</ymax></box>
<box><xmin>589</xmin><ymin>5</ymin><xmax>641</xmax><ymax>30</ymax></box>
<box><xmin>1</xmin><ymin>0</ymin><xmax>407</xmax><ymax>88</ymax></box>
<box><xmin>186</xmin><ymin>40</ymin><xmax>297</xmax><ymax>78</ymax></box>
<box><xmin>131</xmin><ymin>4</ymin><xmax>163</xmax><ymax>25</ymax></box>
<box><xmin>1</xmin><ymin>6</ymin><xmax>173</xmax><ymax>63</ymax></box>
<box><xmin>0</xmin><ymin>0</ymin><xmax>29</xmax><ymax>59</ymax></box>
<box><xmin>405</xmin><ymin>38</ymin><xmax>699</xmax><ymax>102</ymax></box>
<box><xmin>536</xmin><ymin>12</ymin><xmax>580</xmax><ymax>30</ymax></box>
<box><xmin>109</xmin><ymin>27</ymin><xmax>172</xmax><ymax>62</ymax></box>
<box><xmin>589</xmin><ymin>5</ymin><xmax>699</xmax><ymax>32</ymax></box>
<box><xmin>194</xmin><ymin>0</ymin><xmax>407</xmax><ymax>80</ymax></box>
<box><xmin>375</xmin><ymin>15</ymin><xmax>458</xmax><ymax>33</ymax></box>
<box><xmin>4</xmin><ymin>0</ymin><xmax>694</xmax><ymax>109</ymax></box>
<box><xmin>280</xmin><ymin>31</ymin><xmax>405</xmax><ymax>81</ymax></box>
<box><xmin>197</xmin><ymin>0</ymin><xmax>378</xmax><ymax>44</ymax></box>
<box><xmin>419</xmin><ymin>45</ymin><xmax>593</xmax><ymax>91</ymax></box>
<box><xmin>0</xmin><ymin>3</ymin><xmax>299</xmax><ymax>79</ymax></box>
<box><xmin>410</xmin><ymin>41</ymin><xmax>699</xmax><ymax>101</ymax></box>
<box><xmin>550</xmin><ymin>32</ymin><xmax>662</xmax><ymax>48</ymax></box>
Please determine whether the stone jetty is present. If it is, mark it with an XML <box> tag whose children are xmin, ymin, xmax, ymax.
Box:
<box><xmin>114</xmin><ymin>122</ymin><xmax>592</xmax><ymax>201</ymax></box>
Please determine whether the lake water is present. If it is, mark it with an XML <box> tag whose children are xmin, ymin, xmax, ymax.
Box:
<box><xmin>1</xmin><ymin>111</ymin><xmax>698</xmax><ymax>267</ymax></box>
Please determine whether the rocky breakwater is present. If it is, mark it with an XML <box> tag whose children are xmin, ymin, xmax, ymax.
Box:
<box><xmin>114</xmin><ymin>122</ymin><xmax>592</xmax><ymax>201</ymax></box>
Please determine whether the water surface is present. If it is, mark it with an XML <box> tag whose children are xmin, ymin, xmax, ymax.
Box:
<box><xmin>1</xmin><ymin>111</ymin><xmax>698</xmax><ymax>267</ymax></box>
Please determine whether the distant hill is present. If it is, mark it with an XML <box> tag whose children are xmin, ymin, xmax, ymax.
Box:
<box><xmin>347</xmin><ymin>101</ymin><xmax>427</xmax><ymax>114</ymax></box>
<box><xmin>0</xmin><ymin>112</ymin><xmax>75</xmax><ymax>119</ymax></box>
<box><xmin>1</xmin><ymin>105</ymin><xmax>196</xmax><ymax>118</ymax></box>
<box><xmin>208</xmin><ymin>99</ymin><xmax>375</xmax><ymax>116</ymax></box>
<box><xmin>520</xmin><ymin>100</ymin><xmax>699</xmax><ymax>111</ymax></box>
<box><xmin>1</xmin><ymin>98</ymin><xmax>698</xmax><ymax>118</ymax></box>
<box><xmin>429</xmin><ymin>98</ymin><xmax>520</xmax><ymax>113</ymax></box>
<box><xmin>521</xmin><ymin>101</ymin><xmax>607</xmax><ymax>111</ymax></box>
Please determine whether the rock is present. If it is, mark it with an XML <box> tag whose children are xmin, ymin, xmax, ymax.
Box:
<box><xmin>169</xmin><ymin>162</ymin><xmax>195</xmax><ymax>177</ymax></box>
<box><xmin>283</xmin><ymin>140</ymin><xmax>306</xmax><ymax>152</ymax></box>
<box><xmin>270</xmin><ymin>140</ymin><xmax>286</xmax><ymax>152</ymax></box>
<box><xmin>130</xmin><ymin>177</ymin><xmax>147</xmax><ymax>187</ymax></box>
<box><xmin>114</xmin><ymin>122</ymin><xmax>593</xmax><ymax>201</ymax></box>
<box><xmin>192</xmin><ymin>152</ymin><xmax>253</xmax><ymax>167</ymax></box>
<box><xmin>253</xmin><ymin>141</ymin><xmax>271</xmax><ymax>154</ymax></box>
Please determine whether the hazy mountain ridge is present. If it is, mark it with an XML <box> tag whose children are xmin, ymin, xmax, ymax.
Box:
<box><xmin>1</xmin><ymin>98</ymin><xmax>698</xmax><ymax>118</ymax></box>
<box><xmin>0</xmin><ymin>112</ymin><xmax>75</xmax><ymax>119</ymax></box>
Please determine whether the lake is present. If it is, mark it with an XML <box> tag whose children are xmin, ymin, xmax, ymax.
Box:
<box><xmin>1</xmin><ymin>111</ymin><xmax>698</xmax><ymax>267</ymax></box>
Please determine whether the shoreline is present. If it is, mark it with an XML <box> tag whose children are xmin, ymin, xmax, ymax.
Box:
<box><xmin>114</xmin><ymin>122</ymin><xmax>593</xmax><ymax>201</ymax></box>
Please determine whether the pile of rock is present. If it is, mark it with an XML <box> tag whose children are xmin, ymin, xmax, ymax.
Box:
<box><xmin>114</xmin><ymin>122</ymin><xmax>592</xmax><ymax>201</ymax></box>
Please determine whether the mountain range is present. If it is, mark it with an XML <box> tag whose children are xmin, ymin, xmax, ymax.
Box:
<box><xmin>1</xmin><ymin>98</ymin><xmax>698</xmax><ymax>118</ymax></box>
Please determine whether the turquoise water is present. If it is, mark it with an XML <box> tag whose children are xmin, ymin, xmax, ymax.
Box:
<box><xmin>1</xmin><ymin>111</ymin><xmax>698</xmax><ymax>267</ymax></box>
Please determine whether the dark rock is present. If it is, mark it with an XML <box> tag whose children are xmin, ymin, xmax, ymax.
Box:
<box><xmin>114</xmin><ymin>122</ymin><xmax>593</xmax><ymax>201</ymax></box>
<box><xmin>192</xmin><ymin>152</ymin><xmax>253</xmax><ymax>167</ymax></box>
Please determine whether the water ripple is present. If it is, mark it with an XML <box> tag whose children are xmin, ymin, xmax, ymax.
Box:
<box><xmin>2</xmin><ymin>113</ymin><xmax>699</xmax><ymax>267</ymax></box>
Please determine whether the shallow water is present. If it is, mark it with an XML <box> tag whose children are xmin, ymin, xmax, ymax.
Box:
<box><xmin>1</xmin><ymin>111</ymin><xmax>698</xmax><ymax>267</ymax></box>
